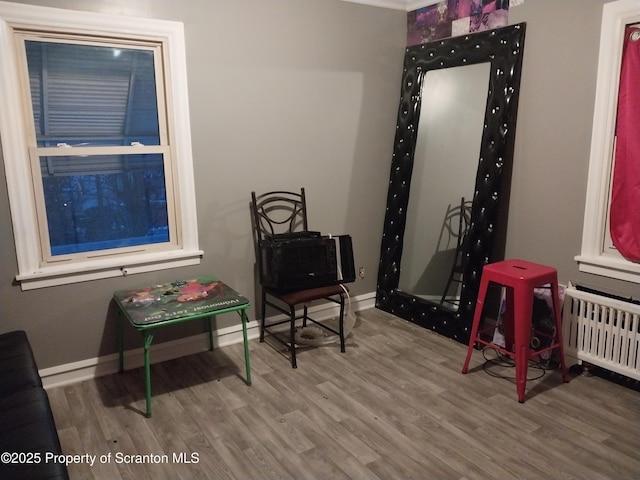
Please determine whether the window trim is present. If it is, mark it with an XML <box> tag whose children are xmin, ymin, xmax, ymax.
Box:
<box><xmin>0</xmin><ymin>1</ymin><xmax>202</xmax><ymax>290</ymax></box>
<box><xmin>575</xmin><ymin>0</ymin><xmax>640</xmax><ymax>284</ymax></box>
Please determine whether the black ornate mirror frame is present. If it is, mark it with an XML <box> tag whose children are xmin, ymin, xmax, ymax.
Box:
<box><xmin>376</xmin><ymin>23</ymin><xmax>527</xmax><ymax>344</ymax></box>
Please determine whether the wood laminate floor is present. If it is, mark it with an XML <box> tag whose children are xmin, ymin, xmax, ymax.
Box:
<box><xmin>48</xmin><ymin>308</ymin><xmax>640</xmax><ymax>480</ymax></box>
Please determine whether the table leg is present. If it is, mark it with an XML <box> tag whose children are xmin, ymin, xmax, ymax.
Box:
<box><xmin>239</xmin><ymin>310</ymin><xmax>252</xmax><ymax>386</ymax></box>
<box><xmin>207</xmin><ymin>316</ymin><xmax>214</xmax><ymax>351</ymax></box>
<box><xmin>118</xmin><ymin>312</ymin><xmax>124</xmax><ymax>374</ymax></box>
<box><xmin>142</xmin><ymin>330</ymin><xmax>155</xmax><ymax>418</ymax></box>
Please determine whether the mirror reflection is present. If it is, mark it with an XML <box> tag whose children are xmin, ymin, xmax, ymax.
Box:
<box><xmin>398</xmin><ymin>62</ymin><xmax>491</xmax><ymax>310</ymax></box>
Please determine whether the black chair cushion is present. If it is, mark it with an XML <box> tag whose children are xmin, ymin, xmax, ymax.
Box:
<box><xmin>266</xmin><ymin>284</ymin><xmax>348</xmax><ymax>306</ymax></box>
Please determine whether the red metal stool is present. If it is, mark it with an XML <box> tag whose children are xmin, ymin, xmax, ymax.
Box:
<box><xmin>461</xmin><ymin>259</ymin><xmax>570</xmax><ymax>402</ymax></box>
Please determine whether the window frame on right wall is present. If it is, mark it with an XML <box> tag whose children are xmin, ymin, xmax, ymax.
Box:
<box><xmin>576</xmin><ymin>0</ymin><xmax>640</xmax><ymax>284</ymax></box>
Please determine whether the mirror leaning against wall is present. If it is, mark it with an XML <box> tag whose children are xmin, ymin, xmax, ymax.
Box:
<box><xmin>376</xmin><ymin>23</ymin><xmax>527</xmax><ymax>345</ymax></box>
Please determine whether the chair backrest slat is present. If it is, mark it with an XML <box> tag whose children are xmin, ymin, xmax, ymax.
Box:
<box><xmin>251</xmin><ymin>189</ymin><xmax>308</xmax><ymax>243</ymax></box>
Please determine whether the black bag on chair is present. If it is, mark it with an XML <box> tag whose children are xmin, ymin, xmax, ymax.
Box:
<box><xmin>259</xmin><ymin>232</ymin><xmax>355</xmax><ymax>291</ymax></box>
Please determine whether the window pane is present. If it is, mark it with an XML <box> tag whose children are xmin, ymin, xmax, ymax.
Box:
<box><xmin>40</xmin><ymin>154</ymin><xmax>169</xmax><ymax>256</ymax></box>
<box><xmin>25</xmin><ymin>41</ymin><xmax>160</xmax><ymax>147</ymax></box>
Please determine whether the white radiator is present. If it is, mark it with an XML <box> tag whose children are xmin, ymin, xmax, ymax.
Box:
<box><xmin>563</xmin><ymin>284</ymin><xmax>640</xmax><ymax>381</ymax></box>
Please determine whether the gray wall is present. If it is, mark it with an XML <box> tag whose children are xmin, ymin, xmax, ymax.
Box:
<box><xmin>0</xmin><ymin>0</ymin><xmax>406</xmax><ymax>369</ymax></box>
<box><xmin>0</xmin><ymin>0</ymin><xmax>636</xmax><ymax>372</ymax></box>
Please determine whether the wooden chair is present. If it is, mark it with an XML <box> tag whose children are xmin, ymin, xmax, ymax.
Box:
<box><xmin>250</xmin><ymin>189</ymin><xmax>348</xmax><ymax>368</ymax></box>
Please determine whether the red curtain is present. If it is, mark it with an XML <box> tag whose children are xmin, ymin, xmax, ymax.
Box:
<box><xmin>610</xmin><ymin>26</ymin><xmax>640</xmax><ymax>263</ymax></box>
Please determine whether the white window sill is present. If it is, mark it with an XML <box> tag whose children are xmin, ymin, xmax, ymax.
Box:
<box><xmin>575</xmin><ymin>254</ymin><xmax>640</xmax><ymax>284</ymax></box>
<box><xmin>16</xmin><ymin>249</ymin><xmax>204</xmax><ymax>290</ymax></box>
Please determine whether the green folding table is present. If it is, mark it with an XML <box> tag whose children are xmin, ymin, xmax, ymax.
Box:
<box><xmin>114</xmin><ymin>276</ymin><xmax>252</xmax><ymax>417</ymax></box>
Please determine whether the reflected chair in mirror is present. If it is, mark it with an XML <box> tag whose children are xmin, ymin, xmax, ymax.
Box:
<box><xmin>250</xmin><ymin>189</ymin><xmax>348</xmax><ymax>368</ymax></box>
<box><xmin>441</xmin><ymin>197</ymin><xmax>473</xmax><ymax>308</ymax></box>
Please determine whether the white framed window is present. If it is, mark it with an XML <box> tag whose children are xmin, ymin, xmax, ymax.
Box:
<box><xmin>0</xmin><ymin>2</ymin><xmax>202</xmax><ymax>290</ymax></box>
<box><xmin>576</xmin><ymin>0</ymin><xmax>640</xmax><ymax>283</ymax></box>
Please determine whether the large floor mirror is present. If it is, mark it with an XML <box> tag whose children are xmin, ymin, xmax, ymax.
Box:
<box><xmin>376</xmin><ymin>23</ymin><xmax>527</xmax><ymax>344</ymax></box>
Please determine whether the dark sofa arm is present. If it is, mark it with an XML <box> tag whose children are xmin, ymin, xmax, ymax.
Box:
<box><xmin>0</xmin><ymin>330</ymin><xmax>43</xmax><ymax>395</ymax></box>
<box><xmin>0</xmin><ymin>331</ymin><xmax>69</xmax><ymax>480</ymax></box>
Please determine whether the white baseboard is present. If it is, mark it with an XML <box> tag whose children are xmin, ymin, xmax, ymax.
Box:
<box><xmin>40</xmin><ymin>291</ymin><xmax>376</xmax><ymax>389</ymax></box>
